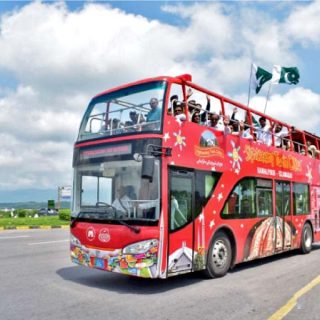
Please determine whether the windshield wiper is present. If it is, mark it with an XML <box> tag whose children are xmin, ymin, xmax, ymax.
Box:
<box><xmin>71</xmin><ymin>210</ymin><xmax>140</xmax><ymax>234</ymax></box>
<box><xmin>117</xmin><ymin>219</ymin><xmax>140</xmax><ymax>234</ymax></box>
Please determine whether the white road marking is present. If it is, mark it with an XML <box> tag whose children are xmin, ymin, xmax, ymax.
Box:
<box><xmin>0</xmin><ymin>235</ymin><xmax>31</xmax><ymax>240</ymax></box>
<box><xmin>28</xmin><ymin>239</ymin><xmax>69</xmax><ymax>245</ymax></box>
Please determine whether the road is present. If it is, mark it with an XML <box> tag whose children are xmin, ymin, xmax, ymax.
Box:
<box><xmin>0</xmin><ymin>228</ymin><xmax>319</xmax><ymax>320</ymax></box>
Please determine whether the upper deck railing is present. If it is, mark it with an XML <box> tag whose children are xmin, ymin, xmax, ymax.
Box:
<box><xmin>76</xmin><ymin>74</ymin><xmax>320</xmax><ymax>159</ymax></box>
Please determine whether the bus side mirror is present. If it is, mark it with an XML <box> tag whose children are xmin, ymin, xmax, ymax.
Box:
<box><xmin>142</xmin><ymin>155</ymin><xmax>154</xmax><ymax>181</ymax></box>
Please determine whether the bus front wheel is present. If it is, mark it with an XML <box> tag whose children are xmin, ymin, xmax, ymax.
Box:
<box><xmin>301</xmin><ymin>223</ymin><xmax>313</xmax><ymax>254</ymax></box>
<box><xmin>205</xmin><ymin>231</ymin><xmax>232</xmax><ymax>278</ymax></box>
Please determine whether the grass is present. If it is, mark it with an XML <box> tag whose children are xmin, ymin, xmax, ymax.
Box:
<box><xmin>0</xmin><ymin>216</ymin><xmax>70</xmax><ymax>228</ymax></box>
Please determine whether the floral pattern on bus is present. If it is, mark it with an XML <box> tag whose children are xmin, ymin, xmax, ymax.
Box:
<box><xmin>173</xmin><ymin>130</ymin><xmax>186</xmax><ymax>151</ymax></box>
<box><xmin>70</xmin><ymin>240</ymin><xmax>158</xmax><ymax>278</ymax></box>
<box><xmin>228</xmin><ymin>140</ymin><xmax>242</xmax><ymax>174</ymax></box>
<box><xmin>306</xmin><ymin>164</ymin><xmax>313</xmax><ymax>183</ymax></box>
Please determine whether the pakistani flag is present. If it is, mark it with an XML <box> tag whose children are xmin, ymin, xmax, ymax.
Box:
<box><xmin>272</xmin><ymin>65</ymin><xmax>300</xmax><ymax>85</ymax></box>
<box><xmin>251</xmin><ymin>64</ymin><xmax>272</xmax><ymax>94</ymax></box>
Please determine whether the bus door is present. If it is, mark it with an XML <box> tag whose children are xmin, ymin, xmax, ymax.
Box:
<box><xmin>168</xmin><ymin>168</ymin><xmax>195</xmax><ymax>274</ymax></box>
<box><xmin>275</xmin><ymin>181</ymin><xmax>292</xmax><ymax>251</ymax></box>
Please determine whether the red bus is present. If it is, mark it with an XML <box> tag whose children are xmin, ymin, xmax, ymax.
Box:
<box><xmin>70</xmin><ymin>74</ymin><xmax>320</xmax><ymax>278</ymax></box>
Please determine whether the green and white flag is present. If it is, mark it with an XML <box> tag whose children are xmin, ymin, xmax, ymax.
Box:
<box><xmin>271</xmin><ymin>65</ymin><xmax>300</xmax><ymax>85</ymax></box>
<box><xmin>251</xmin><ymin>64</ymin><xmax>272</xmax><ymax>94</ymax></box>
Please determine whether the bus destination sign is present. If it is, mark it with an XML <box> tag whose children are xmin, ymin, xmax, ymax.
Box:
<box><xmin>80</xmin><ymin>143</ymin><xmax>132</xmax><ymax>160</ymax></box>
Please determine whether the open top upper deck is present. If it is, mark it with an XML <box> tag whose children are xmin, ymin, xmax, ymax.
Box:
<box><xmin>77</xmin><ymin>74</ymin><xmax>320</xmax><ymax>159</ymax></box>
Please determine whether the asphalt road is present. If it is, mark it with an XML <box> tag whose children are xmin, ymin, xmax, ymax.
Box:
<box><xmin>0</xmin><ymin>228</ymin><xmax>319</xmax><ymax>320</ymax></box>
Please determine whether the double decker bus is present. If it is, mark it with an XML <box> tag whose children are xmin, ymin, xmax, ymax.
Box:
<box><xmin>70</xmin><ymin>74</ymin><xmax>320</xmax><ymax>278</ymax></box>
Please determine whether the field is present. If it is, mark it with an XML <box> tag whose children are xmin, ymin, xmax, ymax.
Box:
<box><xmin>0</xmin><ymin>209</ymin><xmax>70</xmax><ymax>228</ymax></box>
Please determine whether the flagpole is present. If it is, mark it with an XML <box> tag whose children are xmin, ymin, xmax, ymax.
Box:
<box><xmin>264</xmin><ymin>81</ymin><xmax>272</xmax><ymax>114</ymax></box>
<box><xmin>247</xmin><ymin>62</ymin><xmax>253</xmax><ymax>108</ymax></box>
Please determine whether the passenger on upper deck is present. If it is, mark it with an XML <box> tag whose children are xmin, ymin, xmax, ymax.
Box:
<box><xmin>168</xmin><ymin>95</ymin><xmax>179</xmax><ymax>116</ymax></box>
<box><xmin>107</xmin><ymin>118</ymin><xmax>122</xmax><ymax>134</ymax></box>
<box><xmin>232</xmin><ymin>120</ymin><xmax>254</xmax><ymax>140</ymax></box>
<box><xmin>230</xmin><ymin>107</ymin><xmax>240</xmax><ymax>133</ymax></box>
<box><xmin>173</xmin><ymin>102</ymin><xmax>186</xmax><ymax>122</ymax></box>
<box><xmin>307</xmin><ymin>140</ymin><xmax>320</xmax><ymax>158</ymax></box>
<box><xmin>187</xmin><ymin>88</ymin><xmax>211</xmax><ymax>124</ymax></box>
<box><xmin>270</xmin><ymin>123</ymin><xmax>289</xmax><ymax>148</ymax></box>
<box><xmin>191</xmin><ymin>111</ymin><xmax>201</xmax><ymax>124</ymax></box>
<box><xmin>129</xmin><ymin>111</ymin><xmax>145</xmax><ymax>125</ymax></box>
<box><xmin>208</xmin><ymin>113</ymin><xmax>231</xmax><ymax>134</ymax></box>
<box><xmin>124</xmin><ymin>111</ymin><xmax>145</xmax><ymax>132</ymax></box>
<box><xmin>255</xmin><ymin>116</ymin><xmax>271</xmax><ymax>146</ymax></box>
<box><xmin>146</xmin><ymin>98</ymin><xmax>161</xmax><ymax>122</ymax></box>
<box><xmin>188</xmin><ymin>99</ymin><xmax>197</xmax><ymax>118</ymax></box>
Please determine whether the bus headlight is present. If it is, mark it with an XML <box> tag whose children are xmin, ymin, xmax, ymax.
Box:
<box><xmin>123</xmin><ymin>239</ymin><xmax>158</xmax><ymax>254</ymax></box>
<box><xmin>70</xmin><ymin>233</ymin><xmax>81</xmax><ymax>247</ymax></box>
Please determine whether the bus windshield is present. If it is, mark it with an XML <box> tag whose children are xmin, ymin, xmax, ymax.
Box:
<box><xmin>72</xmin><ymin>159</ymin><xmax>160</xmax><ymax>223</ymax></box>
<box><xmin>78</xmin><ymin>81</ymin><xmax>166</xmax><ymax>141</ymax></box>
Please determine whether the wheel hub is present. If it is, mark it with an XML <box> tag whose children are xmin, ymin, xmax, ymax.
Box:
<box><xmin>212</xmin><ymin>240</ymin><xmax>228</xmax><ymax>268</ymax></box>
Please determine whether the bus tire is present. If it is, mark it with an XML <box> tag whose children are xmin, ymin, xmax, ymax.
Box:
<box><xmin>301</xmin><ymin>223</ymin><xmax>313</xmax><ymax>254</ymax></box>
<box><xmin>205</xmin><ymin>231</ymin><xmax>232</xmax><ymax>278</ymax></box>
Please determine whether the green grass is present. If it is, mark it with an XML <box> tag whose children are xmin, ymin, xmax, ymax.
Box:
<box><xmin>0</xmin><ymin>216</ymin><xmax>70</xmax><ymax>228</ymax></box>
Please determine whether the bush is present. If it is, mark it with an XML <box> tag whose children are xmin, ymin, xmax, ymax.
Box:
<box><xmin>0</xmin><ymin>210</ymin><xmax>12</xmax><ymax>218</ymax></box>
<box><xmin>29</xmin><ymin>209</ymin><xmax>38</xmax><ymax>216</ymax></box>
<box><xmin>16</xmin><ymin>209</ymin><xmax>28</xmax><ymax>218</ymax></box>
<box><xmin>59</xmin><ymin>209</ymin><xmax>71</xmax><ymax>221</ymax></box>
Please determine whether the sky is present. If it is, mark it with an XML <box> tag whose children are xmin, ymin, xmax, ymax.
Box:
<box><xmin>0</xmin><ymin>0</ymin><xmax>319</xmax><ymax>201</ymax></box>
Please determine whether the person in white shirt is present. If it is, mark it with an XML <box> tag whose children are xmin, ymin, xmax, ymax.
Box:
<box><xmin>208</xmin><ymin>113</ymin><xmax>231</xmax><ymax>135</ymax></box>
<box><xmin>173</xmin><ymin>103</ymin><xmax>187</xmax><ymax>122</ymax></box>
<box><xmin>112</xmin><ymin>186</ymin><xmax>132</xmax><ymax>216</ymax></box>
<box><xmin>255</xmin><ymin>116</ymin><xmax>271</xmax><ymax>146</ymax></box>
<box><xmin>171</xmin><ymin>195</ymin><xmax>187</xmax><ymax>229</ymax></box>
<box><xmin>236</xmin><ymin>121</ymin><xmax>254</xmax><ymax>140</ymax></box>
<box><xmin>271</xmin><ymin>123</ymin><xmax>289</xmax><ymax>148</ymax></box>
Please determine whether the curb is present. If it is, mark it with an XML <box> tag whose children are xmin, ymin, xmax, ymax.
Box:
<box><xmin>0</xmin><ymin>225</ymin><xmax>69</xmax><ymax>231</ymax></box>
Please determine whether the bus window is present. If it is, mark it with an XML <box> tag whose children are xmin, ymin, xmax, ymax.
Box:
<box><xmin>276</xmin><ymin>182</ymin><xmax>291</xmax><ymax>216</ymax></box>
<box><xmin>78</xmin><ymin>81</ymin><xmax>166</xmax><ymax>141</ymax></box>
<box><xmin>293</xmin><ymin>183</ymin><xmax>310</xmax><ymax>215</ymax></box>
<box><xmin>81</xmin><ymin>175</ymin><xmax>112</xmax><ymax>206</ymax></box>
<box><xmin>223</xmin><ymin>178</ymin><xmax>255</xmax><ymax>218</ymax></box>
<box><xmin>74</xmin><ymin>159</ymin><xmax>160</xmax><ymax>221</ymax></box>
<box><xmin>222</xmin><ymin>178</ymin><xmax>273</xmax><ymax>218</ymax></box>
<box><xmin>256</xmin><ymin>188</ymin><xmax>273</xmax><ymax>216</ymax></box>
<box><xmin>170</xmin><ymin>174</ymin><xmax>192</xmax><ymax>231</ymax></box>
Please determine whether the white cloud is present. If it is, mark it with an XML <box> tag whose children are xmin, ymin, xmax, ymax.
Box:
<box><xmin>284</xmin><ymin>2</ymin><xmax>320</xmax><ymax>46</ymax></box>
<box><xmin>0</xmin><ymin>1</ymin><xmax>319</xmax><ymax>192</ymax></box>
<box><xmin>236</xmin><ymin>87</ymin><xmax>320</xmax><ymax>135</ymax></box>
<box><xmin>267</xmin><ymin>87</ymin><xmax>320</xmax><ymax>133</ymax></box>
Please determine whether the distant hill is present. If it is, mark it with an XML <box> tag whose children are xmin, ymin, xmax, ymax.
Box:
<box><xmin>0</xmin><ymin>201</ymin><xmax>71</xmax><ymax>210</ymax></box>
<box><xmin>0</xmin><ymin>189</ymin><xmax>71</xmax><ymax>209</ymax></box>
<box><xmin>0</xmin><ymin>189</ymin><xmax>58</xmax><ymax>202</ymax></box>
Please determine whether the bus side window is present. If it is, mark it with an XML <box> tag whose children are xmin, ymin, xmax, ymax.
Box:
<box><xmin>293</xmin><ymin>183</ymin><xmax>310</xmax><ymax>215</ymax></box>
<box><xmin>222</xmin><ymin>178</ymin><xmax>257</xmax><ymax>218</ymax></box>
<box><xmin>256</xmin><ymin>188</ymin><xmax>273</xmax><ymax>216</ymax></box>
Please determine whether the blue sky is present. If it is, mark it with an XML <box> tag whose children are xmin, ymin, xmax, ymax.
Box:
<box><xmin>0</xmin><ymin>1</ymin><xmax>319</xmax><ymax>200</ymax></box>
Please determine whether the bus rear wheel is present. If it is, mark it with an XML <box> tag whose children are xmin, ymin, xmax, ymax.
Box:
<box><xmin>205</xmin><ymin>231</ymin><xmax>232</xmax><ymax>278</ymax></box>
<box><xmin>301</xmin><ymin>223</ymin><xmax>313</xmax><ymax>254</ymax></box>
